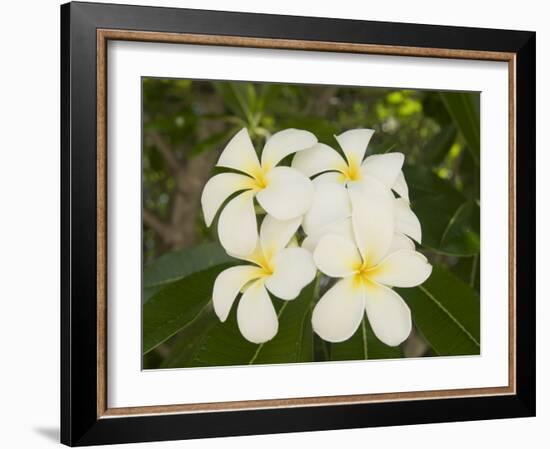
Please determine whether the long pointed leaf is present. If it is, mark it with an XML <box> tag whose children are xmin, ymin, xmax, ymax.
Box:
<box><xmin>440</xmin><ymin>92</ymin><xmax>480</xmax><ymax>164</ymax></box>
<box><xmin>398</xmin><ymin>265</ymin><xmax>480</xmax><ymax>356</ymax></box>
<box><xmin>143</xmin><ymin>242</ymin><xmax>235</xmax><ymax>290</ymax></box>
<box><xmin>142</xmin><ymin>264</ymin><xmax>232</xmax><ymax>354</ymax></box>
<box><xmin>404</xmin><ymin>166</ymin><xmax>480</xmax><ymax>256</ymax></box>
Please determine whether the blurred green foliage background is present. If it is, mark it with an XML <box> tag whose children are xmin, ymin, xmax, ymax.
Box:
<box><xmin>142</xmin><ymin>78</ymin><xmax>480</xmax><ymax>369</ymax></box>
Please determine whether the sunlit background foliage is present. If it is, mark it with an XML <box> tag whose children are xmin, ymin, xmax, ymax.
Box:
<box><xmin>142</xmin><ymin>78</ymin><xmax>480</xmax><ymax>369</ymax></box>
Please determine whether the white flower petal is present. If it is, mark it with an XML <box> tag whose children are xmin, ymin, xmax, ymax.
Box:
<box><xmin>312</xmin><ymin>277</ymin><xmax>365</xmax><ymax>343</ymax></box>
<box><xmin>256</xmin><ymin>166</ymin><xmax>314</xmax><ymax>220</ymax></box>
<box><xmin>226</xmin><ymin>244</ymin><xmax>263</xmax><ymax>266</ymax></box>
<box><xmin>212</xmin><ymin>265</ymin><xmax>264</xmax><ymax>321</ymax></box>
<box><xmin>392</xmin><ymin>171</ymin><xmax>410</xmax><ymax>202</ymax></box>
<box><xmin>302</xmin><ymin>182</ymin><xmax>351</xmax><ymax>235</ymax></box>
<box><xmin>218</xmin><ymin>190</ymin><xmax>258</xmax><ymax>257</ymax></box>
<box><xmin>395</xmin><ymin>198</ymin><xmax>422</xmax><ymax>243</ymax></box>
<box><xmin>201</xmin><ymin>173</ymin><xmax>255</xmax><ymax>226</ymax></box>
<box><xmin>313</xmin><ymin>171</ymin><xmax>346</xmax><ymax>185</ymax></box>
<box><xmin>302</xmin><ymin>218</ymin><xmax>354</xmax><ymax>253</ymax></box>
<box><xmin>313</xmin><ymin>234</ymin><xmax>362</xmax><ymax>278</ymax></box>
<box><xmin>291</xmin><ymin>143</ymin><xmax>347</xmax><ymax>177</ymax></box>
<box><xmin>388</xmin><ymin>233</ymin><xmax>415</xmax><ymax>253</ymax></box>
<box><xmin>217</xmin><ymin>128</ymin><xmax>261</xmax><ymax>177</ymax></box>
<box><xmin>360</xmin><ymin>153</ymin><xmax>405</xmax><ymax>190</ymax></box>
<box><xmin>264</xmin><ymin>248</ymin><xmax>316</xmax><ymax>300</ymax></box>
<box><xmin>348</xmin><ymin>176</ymin><xmax>395</xmax><ymax>266</ymax></box>
<box><xmin>364</xmin><ymin>283</ymin><xmax>412</xmax><ymax>346</ymax></box>
<box><xmin>261</xmin><ymin>128</ymin><xmax>317</xmax><ymax>169</ymax></box>
<box><xmin>260</xmin><ymin>215</ymin><xmax>302</xmax><ymax>258</ymax></box>
<box><xmin>237</xmin><ymin>281</ymin><xmax>278</xmax><ymax>344</ymax></box>
<box><xmin>371</xmin><ymin>250</ymin><xmax>432</xmax><ymax>287</ymax></box>
<box><xmin>335</xmin><ymin>129</ymin><xmax>375</xmax><ymax>168</ymax></box>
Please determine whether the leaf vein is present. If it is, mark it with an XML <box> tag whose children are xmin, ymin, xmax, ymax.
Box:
<box><xmin>418</xmin><ymin>285</ymin><xmax>480</xmax><ymax>347</ymax></box>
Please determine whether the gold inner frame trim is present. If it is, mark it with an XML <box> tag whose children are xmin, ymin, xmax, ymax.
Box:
<box><xmin>96</xmin><ymin>28</ymin><xmax>517</xmax><ymax>419</ymax></box>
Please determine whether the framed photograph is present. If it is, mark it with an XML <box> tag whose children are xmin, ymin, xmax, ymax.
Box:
<box><xmin>60</xmin><ymin>1</ymin><xmax>536</xmax><ymax>446</ymax></box>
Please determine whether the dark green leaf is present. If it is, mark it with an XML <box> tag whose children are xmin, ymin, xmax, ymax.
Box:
<box><xmin>142</xmin><ymin>264</ymin><xmax>232</xmax><ymax>354</ymax></box>
<box><xmin>187</xmin><ymin>280</ymin><xmax>317</xmax><ymax>367</ymax></box>
<box><xmin>257</xmin><ymin>83</ymin><xmax>282</xmax><ymax>113</ymax></box>
<box><xmin>143</xmin><ymin>349</ymin><xmax>164</xmax><ymax>369</ymax></box>
<box><xmin>452</xmin><ymin>255</ymin><xmax>480</xmax><ymax>293</ymax></box>
<box><xmin>159</xmin><ymin>305</ymin><xmax>218</xmax><ymax>368</ymax></box>
<box><xmin>439</xmin><ymin>200</ymin><xmax>480</xmax><ymax>255</ymax></box>
<box><xmin>398</xmin><ymin>265</ymin><xmax>480</xmax><ymax>356</ymax></box>
<box><xmin>404</xmin><ymin>166</ymin><xmax>480</xmax><ymax>256</ymax></box>
<box><xmin>143</xmin><ymin>284</ymin><xmax>163</xmax><ymax>303</ymax></box>
<box><xmin>213</xmin><ymin>82</ymin><xmax>246</xmax><ymax>119</ymax></box>
<box><xmin>214</xmin><ymin>82</ymin><xmax>256</xmax><ymax>125</ymax></box>
<box><xmin>422</xmin><ymin>91</ymin><xmax>452</xmax><ymax>125</ymax></box>
<box><xmin>440</xmin><ymin>92</ymin><xmax>480</xmax><ymax>164</ymax></box>
<box><xmin>331</xmin><ymin>318</ymin><xmax>402</xmax><ymax>361</ymax></box>
<box><xmin>414</xmin><ymin>196</ymin><xmax>480</xmax><ymax>256</ymax></box>
<box><xmin>403</xmin><ymin>165</ymin><xmax>459</xmax><ymax>199</ymax></box>
<box><xmin>143</xmin><ymin>242</ymin><xmax>235</xmax><ymax>290</ymax></box>
<box><xmin>421</xmin><ymin>125</ymin><xmax>457</xmax><ymax>165</ymax></box>
<box><xmin>368</xmin><ymin>141</ymin><xmax>398</xmax><ymax>155</ymax></box>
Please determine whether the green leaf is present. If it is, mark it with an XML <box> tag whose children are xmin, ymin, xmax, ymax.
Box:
<box><xmin>159</xmin><ymin>305</ymin><xmax>218</xmax><ymax>369</ymax></box>
<box><xmin>452</xmin><ymin>255</ymin><xmax>480</xmax><ymax>293</ymax></box>
<box><xmin>440</xmin><ymin>92</ymin><xmax>480</xmax><ymax>164</ymax></box>
<box><xmin>214</xmin><ymin>82</ymin><xmax>257</xmax><ymax>125</ymax></box>
<box><xmin>186</xmin><ymin>281</ymin><xmax>317</xmax><ymax>367</ymax></box>
<box><xmin>189</xmin><ymin>128</ymin><xmax>236</xmax><ymax>158</ymax></box>
<box><xmin>143</xmin><ymin>284</ymin><xmax>163</xmax><ymax>303</ymax></box>
<box><xmin>368</xmin><ymin>141</ymin><xmax>398</xmax><ymax>155</ymax></box>
<box><xmin>403</xmin><ymin>165</ymin><xmax>459</xmax><ymax>198</ymax></box>
<box><xmin>439</xmin><ymin>200</ymin><xmax>480</xmax><ymax>255</ymax></box>
<box><xmin>414</xmin><ymin>196</ymin><xmax>480</xmax><ymax>256</ymax></box>
<box><xmin>331</xmin><ymin>318</ymin><xmax>402</xmax><ymax>361</ymax></box>
<box><xmin>404</xmin><ymin>166</ymin><xmax>480</xmax><ymax>256</ymax></box>
<box><xmin>143</xmin><ymin>242</ymin><xmax>235</xmax><ymax>290</ymax></box>
<box><xmin>142</xmin><ymin>264</ymin><xmax>232</xmax><ymax>354</ymax></box>
<box><xmin>398</xmin><ymin>265</ymin><xmax>480</xmax><ymax>356</ymax></box>
<box><xmin>421</xmin><ymin>125</ymin><xmax>457</xmax><ymax>165</ymax></box>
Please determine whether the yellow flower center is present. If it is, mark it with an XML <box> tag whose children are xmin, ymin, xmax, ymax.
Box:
<box><xmin>249</xmin><ymin>166</ymin><xmax>270</xmax><ymax>191</ymax></box>
<box><xmin>351</xmin><ymin>260</ymin><xmax>380</xmax><ymax>289</ymax></box>
<box><xmin>248</xmin><ymin>246</ymin><xmax>275</xmax><ymax>277</ymax></box>
<box><xmin>259</xmin><ymin>252</ymin><xmax>275</xmax><ymax>276</ymax></box>
<box><xmin>342</xmin><ymin>158</ymin><xmax>362</xmax><ymax>182</ymax></box>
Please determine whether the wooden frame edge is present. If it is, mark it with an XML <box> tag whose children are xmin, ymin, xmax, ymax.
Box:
<box><xmin>97</xmin><ymin>29</ymin><xmax>515</xmax><ymax>61</ymax></box>
<box><xmin>100</xmin><ymin>386</ymin><xmax>514</xmax><ymax>418</ymax></box>
<box><xmin>97</xmin><ymin>29</ymin><xmax>108</xmax><ymax>418</ymax></box>
<box><xmin>95</xmin><ymin>28</ymin><xmax>517</xmax><ymax>419</ymax></box>
<box><xmin>508</xmin><ymin>55</ymin><xmax>517</xmax><ymax>395</ymax></box>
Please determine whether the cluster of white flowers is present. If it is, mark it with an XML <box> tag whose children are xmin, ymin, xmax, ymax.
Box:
<box><xmin>201</xmin><ymin>128</ymin><xmax>432</xmax><ymax>346</ymax></box>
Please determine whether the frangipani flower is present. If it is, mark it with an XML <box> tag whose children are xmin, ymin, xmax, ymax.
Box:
<box><xmin>293</xmin><ymin>129</ymin><xmax>421</xmax><ymax>251</ymax></box>
<box><xmin>202</xmin><ymin>128</ymin><xmax>317</xmax><ymax>257</ymax></box>
<box><xmin>212</xmin><ymin>214</ymin><xmax>316</xmax><ymax>344</ymax></box>
<box><xmin>299</xmin><ymin>180</ymin><xmax>421</xmax><ymax>253</ymax></box>
<box><xmin>292</xmin><ymin>129</ymin><xmax>408</xmax><ymax>200</ymax></box>
<box><xmin>311</xmin><ymin>179</ymin><xmax>432</xmax><ymax>346</ymax></box>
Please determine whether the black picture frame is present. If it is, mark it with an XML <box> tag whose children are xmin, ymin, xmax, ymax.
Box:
<box><xmin>61</xmin><ymin>1</ymin><xmax>536</xmax><ymax>446</ymax></box>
